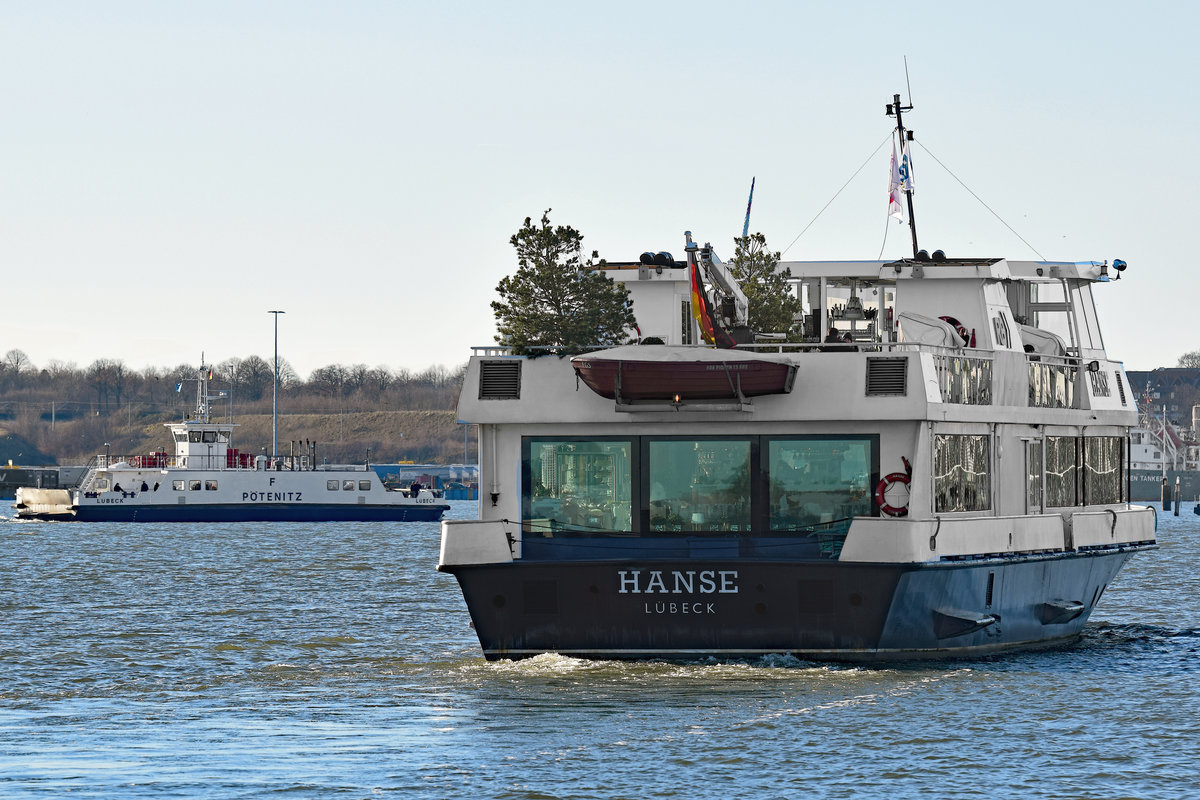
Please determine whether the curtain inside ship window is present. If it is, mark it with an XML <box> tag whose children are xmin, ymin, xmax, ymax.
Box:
<box><xmin>934</xmin><ymin>434</ymin><xmax>991</xmax><ymax>512</ymax></box>
<box><xmin>1045</xmin><ymin>436</ymin><xmax>1078</xmax><ymax>507</ymax></box>
<box><xmin>768</xmin><ymin>438</ymin><xmax>875</xmax><ymax>530</ymax></box>
<box><xmin>648</xmin><ymin>439</ymin><xmax>751</xmax><ymax>532</ymax></box>
<box><xmin>523</xmin><ymin>439</ymin><xmax>633</xmax><ymax>533</ymax></box>
<box><xmin>1084</xmin><ymin>436</ymin><xmax>1124</xmax><ymax>504</ymax></box>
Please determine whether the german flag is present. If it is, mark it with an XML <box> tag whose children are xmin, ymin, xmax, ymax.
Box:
<box><xmin>689</xmin><ymin>262</ymin><xmax>736</xmax><ymax>349</ymax></box>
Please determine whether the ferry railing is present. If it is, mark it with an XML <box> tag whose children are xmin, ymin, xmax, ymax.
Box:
<box><xmin>1026</xmin><ymin>352</ymin><xmax>1079</xmax><ymax>409</ymax></box>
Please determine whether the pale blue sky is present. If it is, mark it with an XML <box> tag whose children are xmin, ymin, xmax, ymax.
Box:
<box><xmin>1</xmin><ymin>1</ymin><xmax>1193</xmax><ymax>377</ymax></box>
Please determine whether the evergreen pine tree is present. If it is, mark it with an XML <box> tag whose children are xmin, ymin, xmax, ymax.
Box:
<box><xmin>728</xmin><ymin>232</ymin><xmax>803</xmax><ymax>339</ymax></box>
<box><xmin>492</xmin><ymin>210</ymin><xmax>635</xmax><ymax>355</ymax></box>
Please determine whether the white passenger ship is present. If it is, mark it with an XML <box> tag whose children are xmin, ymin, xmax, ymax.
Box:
<box><xmin>437</xmin><ymin>100</ymin><xmax>1156</xmax><ymax>661</ymax></box>
<box><xmin>14</xmin><ymin>368</ymin><xmax>449</xmax><ymax>523</ymax></box>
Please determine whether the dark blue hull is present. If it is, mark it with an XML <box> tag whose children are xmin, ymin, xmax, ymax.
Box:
<box><xmin>65</xmin><ymin>503</ymin><xmax>449</xmax><ymax>523</ymax></box>
<box><xmin>443</xmin><ymin>547</ymin><xmax>1143</xmax><ymax>661</ymax></box>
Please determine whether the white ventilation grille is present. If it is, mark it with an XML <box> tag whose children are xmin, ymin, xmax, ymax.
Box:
<box><xmin>479</xmin><ymin>361</ymin><xmax>521</xmax><ymax>399</ymax></box>
<box><xmin>866</xmin><ymin>358</ymin><xmax>908</xmax><ymax>396</ymax></box>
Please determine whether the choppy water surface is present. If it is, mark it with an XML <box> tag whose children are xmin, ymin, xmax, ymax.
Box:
<box><xmin>2</xmin><ymin>501</ymin><xmax>1198</xmax><ymax>799</ymax></box>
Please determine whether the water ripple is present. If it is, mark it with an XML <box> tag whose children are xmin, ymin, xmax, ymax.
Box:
<box><xmin>1</xmin><ymin>502</ymin><xmax>1198</xmax><ymax>798</ymax></box>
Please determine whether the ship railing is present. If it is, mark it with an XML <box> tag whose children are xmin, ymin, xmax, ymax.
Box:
<box><xmin>474</xmin><ymin>341</ymin><xmax>990</xmax><ymax>356</ymax></box>
<box><xmin>77</xmin><ymin>455</ymin><xmax>103</xmax><ymax>493</ymax></box>
<box><xmin>1026</xmin><ymin>352</ymin><xmax>1079</xmax><ymax>409</ymax></box>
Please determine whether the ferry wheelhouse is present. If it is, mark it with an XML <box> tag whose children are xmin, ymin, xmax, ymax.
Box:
<box><xmin>438</xmin><ymin>239</ymin><xmax>1155</xmax><ymax>661</ymax></box>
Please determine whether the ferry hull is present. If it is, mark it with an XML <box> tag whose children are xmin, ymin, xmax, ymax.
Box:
<box><xmin>58</xmin><ymin>502</ymin><xmax>449</xmax><ymax>523</ymax></box>
<box><xmin>444</xmin><ymin>549</ymin><xmax>1136</xmax><ymax>661</ymax></box>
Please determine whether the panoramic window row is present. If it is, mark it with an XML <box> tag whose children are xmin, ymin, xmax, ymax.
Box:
<box><xmin>522</xmin><ymin>435</ymin><xmax>878</xmax><ymax>534</ymax></box>
<box><xmin>171</xmin><ymin>479</ymin><xmax>218</xmax><ymax>491</ymax></box>
<box><xmin>934</xmin><ymin>433</ymin><xmax>1125</xmax><ymax>513</ymax></box>
<box><xmin>1038</xmin><ymin>435</ymin><xmax>1125</xmax><ymax>507</ymax></box>
<box><xmin>327</xmin><ymin>479</ymin><xmax>373</xmax><ymax>491</ymax></box>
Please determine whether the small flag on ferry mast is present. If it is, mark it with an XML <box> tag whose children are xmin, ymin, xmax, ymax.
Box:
<box><xmin>888</xmin><ymin>142</ymin><xmax>905</xmax><ymax>222</ymax></box>
<box><xmin>899</xmin><ymin>141</ymin><xmax>915</xmax><ymax>192</ymax></box>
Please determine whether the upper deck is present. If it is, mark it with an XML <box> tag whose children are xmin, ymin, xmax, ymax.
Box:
<box><xmin>459</xmin><ymin>255</ymin><xmax>1134</xmax><ymax>428</ymax></box>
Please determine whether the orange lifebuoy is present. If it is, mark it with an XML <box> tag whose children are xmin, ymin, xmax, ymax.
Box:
<box><xmin>875</xmin><ymin>456</ymin><xmax>913</xmax><ymax>517</ymax></box>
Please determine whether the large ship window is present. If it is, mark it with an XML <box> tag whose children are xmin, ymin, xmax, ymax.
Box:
<box><xmin>1030</xmin><ymin>282</ymin><xmax>1073</xmax><ymax>347</ymax></box>
<box><xmin>523</xmin><ymin>439</ymin><xmax>633</xmax><ymax>533</ymax></box>
<box><xmin>934</xmin><ymin>434</ymin><xmax>991</xmax><ymax>512</ymax></box>
<box><xmin>647</xmin><ymin>439</ymin><xmax>751</xmax><ymax>532</ymax></box>
<box><xmin>1045</xmin><ymin>436</ymin><xmax>1078</xmax><ymax>507</ymax></box>
<box><xmin>1027</xmin><ymin>440</ymin><xmax>1044</xmax><ymax>513</ymax></box>
<box><xmin>767</xmin><ymin>437</ymin><xmax>876</xmax><ymax>530</ymax></box>
<box><xmin>1070</xmin><ymin>283</ymin><xmax>1104</xmax><ymax>351</ymax></box>
<box><xmin>1083</xmin><ymin>436</ymin><xmax>1124</xmax><ymax>504</ymax></box>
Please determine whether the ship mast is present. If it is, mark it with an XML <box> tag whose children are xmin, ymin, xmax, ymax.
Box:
<box><xmin>886</xmin><ymin>93</ymin><xmax>920</xmax><ymax>258</ymax></box>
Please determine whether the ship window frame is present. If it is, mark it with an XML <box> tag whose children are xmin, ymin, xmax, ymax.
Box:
<box><xmin>327</xmin><ymin>480</ymin><xmax>339</xmax><ymax>491</ymax></box>
<box><xmin>172</xmin><ymin>480</ymin><xmax>185</xmax><ymax>492</ymax></box>
<box><xmin>763</xmin><ymin>435</ymin><xmax>880</xmax><ymax>531</ymax></box>
<box><xmin>189</xmin><ymin>480</ymin><xmax>202</xmax><ymax>491</ymax></box>
<box><xmin>1083</xmin><ymin>435</ymin><xmax>1124</xmax><ymax>505</ymax></box>
<box><xmin>521</xmin><ymin>436</ymin><xmax>638</xmax><ymax>535</ymax></box>
<box><xmin>358</xmin><ymin>479</ymin><xmax>372</xmax><ymax>491</ymax></box>
<box><xmin>642</xmin><ymin>436</ymin><xmax>756</xmax><ymax>534</ymax></box>
<box><xmin>205</xmin><ymin>480</ymin><xmax>218</xmax><ymax>491</ymax></box>
<box><xmin>933</xmin><ymin>433</ymin><xmax>992</xmax><ymax>513</ymax></box>
<box><xmin>1045</xmin><ymin>436</ymin><xmax>1079</xmax><ymax>508</ymax></box>
<box><xmin>343</xmin><ymin>480</ymin><xmax>356</xmax><ymax>491</ymax></box>
<box><xmin>520</xmin><ymin>433</ymin><xmax>881</xmax><ymax>537</ymax></box>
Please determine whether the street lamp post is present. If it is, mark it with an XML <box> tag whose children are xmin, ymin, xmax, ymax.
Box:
<box><xmin>269</xmin><ymin>310</ymin><xmax>285</xmax><ymax>458</ymax></box>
